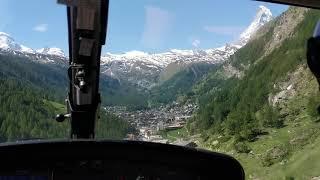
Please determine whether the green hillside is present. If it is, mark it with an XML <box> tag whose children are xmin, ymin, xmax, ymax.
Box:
<box><xmin>0</xmin><ymin>53</ymin><xmax>148</xmax><ymax>109</ymax></box>
<box><xmin>189</xmin><ymin>8</ymin><xmax>318</xmax><ymax>139</ymax></box>
<box><xmin>149</xmin><ymin>63</ymin><xmax>215</xmax><ymax>106</ymax></box>
<box><xmin>0</xmin><ymin>53</ymin><xmax>136</xmax><ymax>141</ymax></box>
<box><xmin>0</xmin><ymin>78</ymin><xmax>68</xmax><ymax>141</ymax></box>
<box><xmin>183</xmin><ymin>8</ymin><xmax>320</xmax><ymax>179</ymax></box>
<box><xmin>0</xmin><ymin>77</ymin><xmax>132</xmax><ymax>141</ymax></box>
<box><xmin>158</xmin><ymin>62</ymin><xmax>189</xmax><ymax>82</ymax></box>
<box><xmin>0</xmin><ymin>54</ymin><xmax>68</xmax><ymax>101</ymax></box>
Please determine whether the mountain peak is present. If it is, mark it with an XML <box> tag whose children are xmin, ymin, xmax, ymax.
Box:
<box><xmin>0</xmin><ymin>31</ymin><xmax>35</xmax><ymax>54</ymax></box>
<box><xmin>237</xmin><ymin>6</ymin><xmax>273</xmax><ymax>46</ymax></box>
<box><xmin>0</xmin><ymin>31</ymin><xmax>24</xmax><ymax>51</ymax></box>
<box><xmin>0</xmin><ymin>32</ymin><xmax>11</xmax><ymax>38</ymax></box>
<box><xmin>36</xmin><ymin>47</ymin><xmax>65</xmax><ymax>57</ymax></box>
<box><xmin>0</xmin><ymin>31</ymin><xmax>65</xmax><ymax>59</ymax></box>
<box><xmin>257</xmin><ymin>5</ymin><xmax>273</xmax><ymax>24</ymax></box>
<box><xmin>123</xmin><ymin>51</ymin><xmax>149</xmax><ymax>57</ymax></box>
<box><xmin>259</xmin><ymin>5</ymin><xmax>271</xmax><ymax>12</ymax></box>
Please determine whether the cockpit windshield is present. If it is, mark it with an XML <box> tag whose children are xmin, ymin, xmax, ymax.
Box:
<box><xmin>2</xmin><ymin>0</ymin><xmax>320</xmax><ymax>179</ymax></box>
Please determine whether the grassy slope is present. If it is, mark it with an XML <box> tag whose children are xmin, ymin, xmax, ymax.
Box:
<box><xmin>43</xmin><ymin>99</ymin><xmax>133</xmax><ymax>140</ymax></box>
<box><xmin>195</xmin><ymin>67</ymin><xmax>320</xmax><ymax>179</ymax></box>
<box><xmin>197</xmin><ymin>118</ymin><xmax>320</xmax><ymax>179</ymax></box>
<box><xmin>236</xmin><ymin>117</ymin><xmax>320</xmax><ymax>179</ymax></box>
<box><xmin>149</xmin><ymin>63</ymin><xmax>214</xmax><ymax>106</ymax></box>
<box><xmin>161</xmin><ymin>105</ymin><xmax>320</xmax><ymax>179</ymax></box>
<box><xmin>43</xmin><ymin>99</ymin><xmax>66</xmax><ymax>114</ymax></box>
<box><xmin>160</xmin><ymin>127</ymin><xmax>189</xmax><ymax>142</ymax></box>
<box><xmin>179</xmin><ymin>8</ymin><xmax>320</xmax><ymax>179</ymax></box>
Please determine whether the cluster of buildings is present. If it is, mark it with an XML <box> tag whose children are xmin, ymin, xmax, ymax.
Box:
<box><xmin>105</xmin><ymin>102</ymin><xmax>198</xmax><ymax>143</ymax></box>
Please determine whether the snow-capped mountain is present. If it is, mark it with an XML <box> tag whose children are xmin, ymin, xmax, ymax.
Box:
<box><xmin>36</xmin><ymin>47</ymin><xmax>65</xmax><ymax>57</ymax></box>
<box><xmin>0</xmin><ymin>32</ymin><xmax>35</xmax><ymax>54</ymax></box>
<box><xmin>101</xmin><ymin>6</ymin><xmax>273</xmax><ymax>88</ymax></box>
<box><xmin>100</xmin><ymin>46</ymin><xmax>240</xmax><ymax>88</ymax></box>
<box><xmin>237</xmin><ymin>5</ymin><xmax>273</xmax><ymax>46</ymax></box>
<box><xmin>0</xmin><ymin>32</ymin><xmax>66</xmax><ymax>64</ymax></box>
<box><xmin>0</xmin><ymin>6</ymin><xmax>273</xmax><ymax>89</ymax></box>
<box><xmin>101</xmin><ymin>48</ymin><xmax>234</xmax><ymax>68</ymax></box>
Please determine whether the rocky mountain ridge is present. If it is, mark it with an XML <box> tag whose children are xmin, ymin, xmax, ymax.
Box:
<box><xmin>0</xmin><ymin>6</ymin><xmax>273</xmax><ymax>89</ymax></box>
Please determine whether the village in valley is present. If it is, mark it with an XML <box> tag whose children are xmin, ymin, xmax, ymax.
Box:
<box><xmin>105</xmin><ymin>102</ymin><xmax>198</xmax><ymax>146</ymax></box>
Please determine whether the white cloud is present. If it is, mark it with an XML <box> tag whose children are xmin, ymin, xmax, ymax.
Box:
<box><xmin>204</xmin><ymin>25</ymin><xmax>245</xmax><ymax>36</ymax></box>
<box><xmin>141</xmin><ymin>6</ymin><xmax>173</xmax><ymax>49</ymax></box>
<box><xmin>33</xmin><ymin>24</ymin><xmax>48</xmax><ymax>32</ymax></box>
<box><xmin>192</xmin><ymin>39</ymin><xmax>200</xmax><ymax>48</ymax></box>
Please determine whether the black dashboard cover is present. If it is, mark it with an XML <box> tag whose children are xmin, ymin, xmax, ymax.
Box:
<box><xmin>0</xmin><ymin>140</ymin><xmax>245</xmax><ymax>179</ymax></box>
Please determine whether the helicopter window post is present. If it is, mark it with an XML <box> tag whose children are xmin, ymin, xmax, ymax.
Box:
<box><xmin>56</xmin><ymin>0</ymin><xmax>108</xmax><ymax>139</ymax></box>
<box><xmin>77</xmin><ymin>8</ymin><xmax>96</xmax><ymax>31</ymax></box>
<box><xmin>79</xmin><ymin>38</ymin><xmax>95</xmax><ymax>56</ymax></box>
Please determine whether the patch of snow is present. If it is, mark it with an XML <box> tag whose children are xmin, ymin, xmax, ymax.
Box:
<box><xmin>216</xmin><ymin>46</ymin><xmax>226</xmax><ymax>51</ymax></box>
<box><xmin>169</xmin><ymin>49</ymin><xmax>194</xmax><ymax>56</ymax></box>
<box><xmin>37</xmin><ymin>47</ymin><xmax>65</xmax><ymax>57</ymax></box>
<box><xmin>238</xmin><ymin>5</ymin><xmax>273</xmax><ymax>46</ymax></box>
<box><xmin>0</xmin><ymin>32</ymin><xmax>10</xmax><ymax>37</ymax></box>
<box><xmin>123</xmin><ymin>50</ymin><xmax>149</xmax><ymax>58</ymax></box>
<box><xmin>20</xmin><ymin>45</ymin><xmax>35</xmax><ymax>54</ymax></box>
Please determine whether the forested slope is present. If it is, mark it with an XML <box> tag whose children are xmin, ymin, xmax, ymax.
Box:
<box><xmin>183</xmin><ymin>8</ymin><xmax>320</xmax><ymax>179</ymax></box>
<box><xmin>0</xmin><ymin>53</ymin><xmax>135</xmax><ymax>141</ymax></box>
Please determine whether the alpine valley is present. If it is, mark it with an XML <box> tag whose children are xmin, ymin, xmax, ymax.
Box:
<box><xmin>0</xmin><ymin>6</ymin><xmax>272</xmax><ymax>105</ymax></box>
<box><xmin>2</xmin><ymin>5</ymin><xmax>320</xmax><ymax>179</ymax></box>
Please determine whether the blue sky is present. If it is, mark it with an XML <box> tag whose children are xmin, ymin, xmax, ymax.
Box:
<box><xmin>0</xmin><ymin>0</ymin><xmax>288</xmax><ymax>54</ymax></box>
